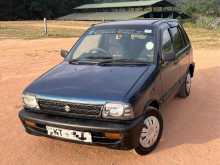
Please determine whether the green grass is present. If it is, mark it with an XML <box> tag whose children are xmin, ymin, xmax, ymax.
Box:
<box><xmin>0</xmin><ymin>26</ymin><xmax>85</xmax><ymax>39</ymax></box>
<box><xmin>184</xmin><ymin>22</ymin><xmax>220</xmax><ymax>48</ymax></box>
<box><xmin>0</xmin><ymin>21</ymin><xmax>92</xmax><ymax>39</ymax></box>
<box><xmin>0</xmin><ymin>25</ymin><xmax>43</xmax><ymax>39</ymax></box>
<box><xmin>1</xmin><ymin>21</ymin><xmax>220</xmax><ymax>48</ymax></box>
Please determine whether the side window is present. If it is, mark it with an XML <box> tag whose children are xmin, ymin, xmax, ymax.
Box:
<box><xmin>162</xmin><ymin>29</ymin><xmax>173</xmax><ymax>55</ymax></box>
<box><xmin>179</xmin><ymin>25</ymin><xmax>190</xmax><ymax>46</ymax></box>
<box><xmin>169</xmin><ymin>27</ymin><xmax>185</xmax><ymax>53</ymax></box>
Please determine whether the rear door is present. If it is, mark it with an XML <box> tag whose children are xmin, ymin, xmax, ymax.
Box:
<box><xmin>160</xmin><ymin>27</ymin><xmax>180</xmax><ymax>100</ymax></box>
<box><xmin>169</xmin><ymin>25</ymin><xmax>188</xmax><ymax>82</ymax></box>
<box><xmin>177</xmin><ymin>25</ymin><xmax>191</xmax><ymax>79</ymax></box>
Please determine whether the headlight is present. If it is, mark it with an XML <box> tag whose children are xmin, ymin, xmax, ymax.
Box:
<box><xmin>102</xmin><ymin>102</ymin><xmax>134</xmax><ymax>120</ymax></box>
<box><xmin>22</xmin><ymin>94</ymin><xmax>39</xmax><ymax>109</ymax></box>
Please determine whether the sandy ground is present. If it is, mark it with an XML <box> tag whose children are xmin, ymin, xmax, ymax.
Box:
<box><xmin>0</xmin><ymin>37</ymin><xmax>220</xmax><ymax>165</ymax></box>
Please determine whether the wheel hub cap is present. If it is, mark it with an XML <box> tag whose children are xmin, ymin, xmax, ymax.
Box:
<box><xmin>139</xmin><ymin>116</ymin><xmax>160</xmax><ymax>148</ymax></box>
<box><xmin>186</xmin><ymin>73</ymin><xmax>191</xmax><ymax>93</ymax></box>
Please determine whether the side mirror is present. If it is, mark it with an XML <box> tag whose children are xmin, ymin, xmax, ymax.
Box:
<box><xmin>60</xmin><ymin>49</ymin><xmax>68</xmax><ymax>58</ymax></box>
<box><xmin>163</xmin><ymin>52</ymin><xmax>175</xmax><ymax>62</ymax></box>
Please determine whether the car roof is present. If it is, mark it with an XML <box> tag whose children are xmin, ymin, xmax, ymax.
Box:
<box><xmin>93</xmin><ymin>19</ymin><xmax>178</xmax><ymax>28</ymax></box>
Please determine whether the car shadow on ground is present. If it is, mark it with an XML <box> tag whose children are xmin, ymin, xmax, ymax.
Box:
<box><xmin>158</xmin><ymin>66</ymin><xmax>220</xmax><ymax>152</ymax></box>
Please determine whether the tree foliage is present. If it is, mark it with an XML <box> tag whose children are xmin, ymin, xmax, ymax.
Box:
<box><xmin>0</xmin><ymin>0</ymin><xmax>93</xmax><ymax>20</ymax></box>
<box><xmin>1</xmin><ymin>0</ymin><xmax>220</xmax><ymax>20</ymax></box>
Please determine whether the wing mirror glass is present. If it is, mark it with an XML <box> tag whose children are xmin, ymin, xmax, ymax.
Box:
<box><xmin>60</xmin><ymin>49</ymin><xmax>69</xmax><ymax>58</ymax></box>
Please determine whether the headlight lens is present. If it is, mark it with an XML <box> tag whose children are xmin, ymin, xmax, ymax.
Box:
<box><xmin>22</xmin><ymin>94</ymin><xmax>39</xmax><ymax>109</ymax></box>
<box><xmin>102</xmin><ymin>102</ymin><xmax>134</xmax><ymax>120</ymax></box>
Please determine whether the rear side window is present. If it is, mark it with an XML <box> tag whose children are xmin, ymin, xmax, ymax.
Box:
<box><xmin>162</xmin><ymin>29</ymin><xmax>173</xmax><ymax>55</ymax></box>
<box><xmin>169</xmin><ymin>27</ymin><xmax>185</xmax><ymax>52</ymax></box>
<box><xmin>179</xmin><ymin>25</ymin><xmax>190</xmax><ymax>46</ymax></box>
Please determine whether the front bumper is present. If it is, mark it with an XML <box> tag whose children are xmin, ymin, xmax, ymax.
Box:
<box><xmin>19</xmin><ymin>110</ymin><xmax>144</xmax><ymax>150</ymax></box>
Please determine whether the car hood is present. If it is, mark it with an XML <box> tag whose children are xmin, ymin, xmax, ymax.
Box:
<box><xmin>25</xmin><ymin>62</ymin><xmax>151</xmax><ymax>102</ymax></box>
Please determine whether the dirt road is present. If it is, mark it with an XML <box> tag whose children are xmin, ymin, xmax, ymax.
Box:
<box><xmin>0</xmin><ymin>38</ymin><xmax>220</xmax><ymax>165</ymax></box>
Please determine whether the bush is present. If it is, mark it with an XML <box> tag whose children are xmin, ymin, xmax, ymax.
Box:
<box><xmin>189</xmin><ymin>16</ymin><xmax>220</xmax><ymax>30</ymax></box>
<box><xmin>181</xmin><ymin>0</ymin><xmax>220</xmax><ymax>17</ymax></box>
<box><xmin>195</xmin><ymin>16</ymin><xmax>215</xmax><ymax>29</ymax></box>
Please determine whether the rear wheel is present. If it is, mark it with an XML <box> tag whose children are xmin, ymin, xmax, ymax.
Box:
<box><xmin>135</xmin><ymin>107</ymin><xmax>163</xmax><ymax>155</ymax></box>
<box><xmin>178</xmin><ymin>72</ymin><xmax>191</xmax><ymax>98</ymax></box>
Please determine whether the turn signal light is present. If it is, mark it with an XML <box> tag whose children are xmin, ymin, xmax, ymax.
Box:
<box><xmin>25</xmin><ymin>120</ymin><xmax>37</xmax><ymax>128</ymax></box>
<box><xmin>104</xmin><ymin>132</ymin><xmax>122</xmax><ymax>140</ymax></box>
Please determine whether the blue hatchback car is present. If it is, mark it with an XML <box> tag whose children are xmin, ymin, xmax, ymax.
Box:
<box><xmin>19</xmin><ymin>19</ymin><xmax>195</xmax><ymax>155</ymax></box>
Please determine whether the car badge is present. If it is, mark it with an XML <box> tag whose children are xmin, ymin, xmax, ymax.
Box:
<box><xmin>64</xmin><ymin>105</ymin><xmax>71</xmax><ymax>112</ymax></box>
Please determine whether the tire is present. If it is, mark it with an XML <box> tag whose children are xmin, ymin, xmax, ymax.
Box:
<box><xmin>178</xmin><ymin>72</ymin><xmax>191</xmax><ymax>98</ymax></box>
<box><xmin>135</xmin><ymin>107</ymin><xmax>163</xmax><ymax>155</ymax></box>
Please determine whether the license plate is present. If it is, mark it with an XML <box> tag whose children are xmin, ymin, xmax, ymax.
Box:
<box><xmin>46</xmin><ymin>126</ymin><xmax>92</xmax><ymax>143</ymax></box>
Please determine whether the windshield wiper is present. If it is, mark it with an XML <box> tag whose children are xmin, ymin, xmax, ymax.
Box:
<box><xmin>83</xmin><ymin>56</ymin><xmax>113</xmax><ymax>60</ymax></box>
<box><xmin>69</xmin><ymin>58</ymin><xmax>149</xmax><ymax>66</ymax></box>
<box><xmin>69</xmin><ymin>59</ymin><xmax>97</xmax><ymax>65</ymax></box>
<box><xmin>97</xmin><ymin>58</ymin><xmax>149</xmax><ymax>66</ymax></box>
<box><xmin>69</xmin><ymin>56</ymin><xmax>114</xmax><ymax>65</ymax></box>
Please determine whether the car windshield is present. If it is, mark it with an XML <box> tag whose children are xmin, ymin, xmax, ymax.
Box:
<box><xmin>68</xmin><ymin>27</ymin><xmax>155</xmax><ymax>64</ymax></box>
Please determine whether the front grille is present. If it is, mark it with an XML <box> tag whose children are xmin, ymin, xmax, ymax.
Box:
<box><xmin>37</xmin><ymin>99</ymin><xmax>103</xmax><ymax>118</ymax></box>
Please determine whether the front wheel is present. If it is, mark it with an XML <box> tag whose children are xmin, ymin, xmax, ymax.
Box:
<box><xmin>135</xmin><ymin>107</ymin><xmax>163</xmax><ymax>155</ymax></box>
